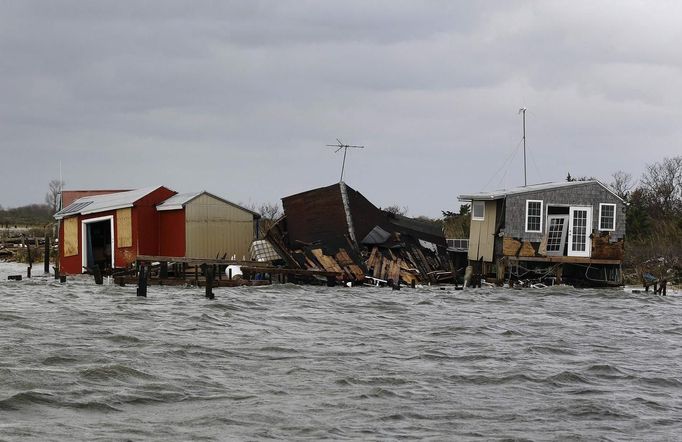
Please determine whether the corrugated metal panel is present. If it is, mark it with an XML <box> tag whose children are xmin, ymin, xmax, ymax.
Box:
<box><xmin>54</xmin><ymin>186</ymin><xmax>172</xmax><ymax>219</ymax></box>
<box><xmin>156</xmin><ymin>192</ymin><xmax>202</xmax><ymax>211</ymax></box>
<box><xmin>185</xmin><ymin>193</ymin><xmax>255</xmax><ymax>259</ymax></box>
<box><xmin>63</xmin><ymin>217</ymin><xmax>78</xmax><ymax>257</ymax></box>
<box><xmin>116</xmin><ymin>208</ymin><xmax>132</xmax><ymax>247</ymax></box>
<box><xmin>61</xmin><ymin>190</ymin><xmax>130</xmax><ymax>208</ymax></box>
<box><xmin>468</xmin><ymin>200</ymin><xmax>497</xmax><ymax>262</ymax></box>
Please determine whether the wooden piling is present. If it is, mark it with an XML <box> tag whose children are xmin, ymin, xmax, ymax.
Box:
<box><xmin>137</xmin><ymin>264</ymin><xmax>148</xmax><ymax>297</ymax></box>
<box><xmin>205</xmin><ymin>265</ymin><xmax>215</xmax><ymax>299</ymax></box>
<box><xmin>496</xmin><ymin>259</ymin><xmax>505</xmax><ymax>286</ymax></box>
<box><xmin>160</xmin><ymin>261</ymin><xmax>168</xmax><ymax>279</ymax></box>
<box><xmin>26</xmin><ymin>241</ymin><xmax>33</xmax><ymax>278</ymax></box>
<box><xmin>44</xmin><ymin>235</ymin><xmax>50</xmax><ymax>274</ymax></box>
<box><xmin>93</xmin><ymin>266</ymin><xmax>103</xmax><ymax>285</ymax></box>
<box><xmin>555</xmin><ymin>265</ymin><xmax>563</xmax><ymax>285</ymax></box>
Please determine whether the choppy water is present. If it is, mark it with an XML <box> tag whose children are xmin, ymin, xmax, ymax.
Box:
<box><xmin>1</xmin><ymin>262</ymin><xmax>681</xmax><ymax>441</ymax></box>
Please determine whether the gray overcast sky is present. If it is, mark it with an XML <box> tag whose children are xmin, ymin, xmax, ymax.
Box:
<box><xmin>1</xmin><ymin>1</ymin><xmax>680</xmax><ymax>217</ymax></box>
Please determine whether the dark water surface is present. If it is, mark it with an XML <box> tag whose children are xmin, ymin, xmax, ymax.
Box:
<box><xmin>1</xmin><ymin>264</ymin><xmax>681</xmax><ymax>441</ymax></box>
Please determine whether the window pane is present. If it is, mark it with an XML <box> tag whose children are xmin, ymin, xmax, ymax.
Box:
<box><xmin>473</xmin><ymin>202</ymin><xmax>484</xmax><ymax>219</ymax></box>
<box><xmin>600</xmin><ymin>204</ymin><xmax>615</xmax><ymax>230</ymax></box>
<box><xmin>526</xmin><ymin>201</ymin><xmax>542</xmax><ymax>231</ymax></box>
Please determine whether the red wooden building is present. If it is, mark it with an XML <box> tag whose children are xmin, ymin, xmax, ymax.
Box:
<box><xmin>54</xmin><ymin>186</ymin><xmax>176</xmax><ymax>274</ymax></box>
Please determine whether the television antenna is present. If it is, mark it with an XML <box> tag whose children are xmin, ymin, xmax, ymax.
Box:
<box><xmin>326</xmin><ymin>138</ymin><xmax>364</xmax><ymax>182</ymax></box>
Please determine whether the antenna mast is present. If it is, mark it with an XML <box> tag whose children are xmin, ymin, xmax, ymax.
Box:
<box><xmin>325</xmin><ymin>139</ymin><xmax>365</xmax><ymax>182</ymax></box>
<box><xmin>519</xmin><ymin>107</ymin><xmax>527</xmax><ymax>186</ymax></box>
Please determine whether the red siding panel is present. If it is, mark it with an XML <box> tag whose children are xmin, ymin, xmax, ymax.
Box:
<box><xmin>159</xmin><ymin>209</ymin><xmax>186</xmax><ymax>257</ymax></box>
<box><xmin>58</xmin><ymin>218</ymin><xmax>82</xmax><ymax>274</ymax></box>
<box><xmin>132</xmin><ymin>186</ymin><xmax>176</xmax><ymax>258</ymax></box>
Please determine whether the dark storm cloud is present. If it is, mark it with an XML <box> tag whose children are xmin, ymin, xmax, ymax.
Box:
<box><xmin>1</xmin><ymin>1</ymin><xmax>680</xmax><ymax>216</ymax></box>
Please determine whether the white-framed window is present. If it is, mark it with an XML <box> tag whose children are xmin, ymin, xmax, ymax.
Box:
<box><xmin>525</xmin><ymin>200</ymin><xmax>543</xmax><ymax>232</ymax></box>
<box><xmin>599</xmin><ymin>203</ymin><xmax>616</xmax><ymax>231</ymax></box>
<box><xmin>472</xmin><ymin>201</ymin><xmax>485</xmax><ymax>221</ymax></box>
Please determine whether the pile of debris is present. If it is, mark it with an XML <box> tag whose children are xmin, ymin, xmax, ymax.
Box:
<box><xmin>261</xmin><ymin>182</ymin><xmax>458</xmax><ymax>286</ymax></box>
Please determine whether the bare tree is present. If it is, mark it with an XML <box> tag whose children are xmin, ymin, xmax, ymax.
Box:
<box><xmin>45</xmin><ymin>179</ymin><xmax>65</xmax><ymax>214</ymax></box>
<box><xmin>242</xmin><ymin>201</ymin><xmax>283</xmax><ymax>237</ymax></box>
<box><xmin>383</xmin><ymin>205</ymin><xmax>409</xmax><ymax>216</ymax></box>
<box><xmin>257</xmin><ymin>202</ymin><xmax>282</xmax><ymax>222</ymax></box>
<box><xmin>610</xmin><ymin>170</ymin><xmax>634</xmax><ymax>201</ymax></box>
<box><xmin>640</xmin><ymin>156</ymin><xmax>682</xmax><ymax>217</ymax></box>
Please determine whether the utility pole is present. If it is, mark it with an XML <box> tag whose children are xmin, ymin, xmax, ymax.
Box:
<box><xmin>519</xmin><ymin>107</ymin><xmax>527</xmax><ymax>186</ymax></box>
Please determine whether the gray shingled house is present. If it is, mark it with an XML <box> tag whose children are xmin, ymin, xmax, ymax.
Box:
<box><xmin>457</xmin><ymin>180</ymin><xmax>626</xmax><ymax>286</ymax></box>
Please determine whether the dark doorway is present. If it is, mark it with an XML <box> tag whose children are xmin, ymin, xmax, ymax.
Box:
<box><xmin>85</xmin><ymin>219</ymin><xmax>112</xmax><ymax>271</ymax></box>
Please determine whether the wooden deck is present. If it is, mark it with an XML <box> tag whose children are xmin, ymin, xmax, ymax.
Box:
<box><xmin>136</xmin><ymin>255</ymin><xmax>268</xmax><ymax>267</ymax></box>
<box><xmin>505</xmin><ymin>255</ymin><xmax>621</xmax><ymax>265</ymax></box>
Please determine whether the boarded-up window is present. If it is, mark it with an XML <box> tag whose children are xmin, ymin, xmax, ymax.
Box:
<box><xmin>63</xmin><ymin>217</ymin><xmax>78</xmax><ymax>257</ymax></box>
<box><xmin>116</xmin><ymin>208</ymin><xmax>132</xmax><ymax>247</ymax></box>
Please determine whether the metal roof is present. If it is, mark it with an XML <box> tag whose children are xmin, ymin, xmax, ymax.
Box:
<box><xmin>361</xmin><ymin>225</ymin><xmax>392</xmax><ymax>245</ymax></box>
<box><xmin>54</xmin><ymin>186</ymin><xmax>168</xmax><ymax>219</ymax></box>
<box><xmin>156</xmin><ymin>191</ymin><xmax>261</xmax><ymax>218</ymax></box>
<box><xmin>457</xmin><ymin>180</ymin><xmax>624</xmax><ymax>203</ymax></box>
<box><xmin>155</xmin><ymin>192</ymin><xmax>203</xmax><ymax>211</ymax></box>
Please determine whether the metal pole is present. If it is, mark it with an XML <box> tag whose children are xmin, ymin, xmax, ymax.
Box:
<box><xmin>521</xmin><ymin>108</ymin><xmax>527</xmax><ymax>186</ymax></box>
<box><xmin>340</xmin><ymin>147</ymin><xmax>348</xmax><ymax>182</ymax></box>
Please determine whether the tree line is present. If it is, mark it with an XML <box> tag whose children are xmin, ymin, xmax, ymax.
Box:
<box><xmin>610</xmin><ymin>156</ymin><xmax>682</xmax><ymax>279</ymax></box>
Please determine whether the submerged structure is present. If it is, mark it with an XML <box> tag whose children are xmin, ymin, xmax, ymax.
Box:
<box><xmin>458</xmin><ymin>180</ymin><xmax>625</xmax><ymax>286</ymax></box>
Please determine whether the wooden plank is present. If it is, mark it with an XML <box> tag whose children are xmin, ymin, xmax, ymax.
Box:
<box><xmin>591</xmin><ymin>233</ymin><xmax>625</xmax><ymax>260</ymax></box>
<box><xmin>346</xmin><ymin>264</ymin><xmax>365</xmax><ymax>280</ymax></box>
<box><xmin>503</xmin><ymin>236</ymin><xmax>522</xmax><ymax>256</ymax></box>
<box><xmin>304</xmin><ymin>256</ymin><xmax>321</xmax><ymax>270</ymax></box>
<box><xmin>538</xmin><ymin>234</ymin><xmax>548</xmax><ymax>256</ymax></box>
<box><xmin>311</xmin><ymin>249</ymin><xmax>344</xmax><ymax>273</ymax></box>
<box><xmin>335</xmin><ymin>248</ymin><xmax>354</xmax><ymax>266</ymax></box>
<box><xmin>399</xmin><ymin>270</ymin><xmax>417</xmax><ymax>285</ymax></box>
<box><xmin>380</xmin><ymin>258</ymin><xmax>392</xmax><ymax>280</ymax></box>
<box><xmin>241</xmin><ymin>266</ymin><xmax>341</xmax><ymax>277</ymax></box>
<box><xmin>373</xmin><ymin>256</ymin><xmax>383</xmax><ymax>279</ymax></box>
<box><xmin>388</xmin><ymin>259</ymin><xmax>401</xmax><ymax>283</ymax></box>
<box><xmin>63</xmin><ymin>217</ymin><xmax>78</xmax><ymax>257</ymax></box>
<box><xmin>116</xmin><ymin>208</ymin><xmax>132</xmax><ymax>247</ymax></box>
<box><xmin>518</xmin><ymin>241</ymin><xmax>537</xmax><ymax>257</ymax></box>
<box><xmin>366</xmin><ymin>247</ymin><xmax>380</xmax><ymax>269</ymax></box>
<box><xmin>136</xmin><ymin>255</ymin><xmax>270</xmax><ymax>266</ymax></box>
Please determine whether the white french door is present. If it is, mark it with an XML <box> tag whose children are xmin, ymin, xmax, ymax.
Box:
<box><xmin>568</xmin><ymin>207</ymin><xmax>592</xmax><ymax>257</ymax></box>
<box><xmin>545</xmin><ymin>215</ymin><xmax>569</xmax><ymax>256</ymax></box>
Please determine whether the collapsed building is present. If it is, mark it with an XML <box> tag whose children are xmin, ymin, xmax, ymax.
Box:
<box><xmin>264</xmin><ymin>182</ymin><xmax>456</xmax><ymax>285</ymax></box>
